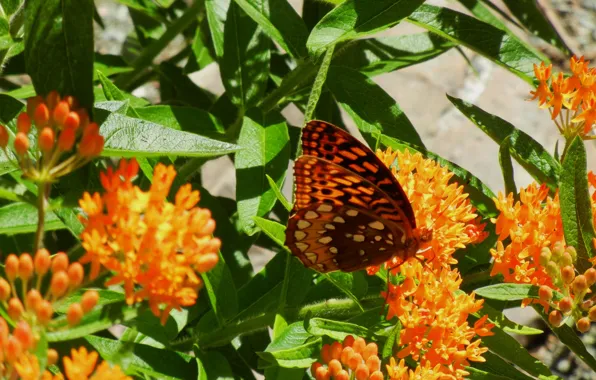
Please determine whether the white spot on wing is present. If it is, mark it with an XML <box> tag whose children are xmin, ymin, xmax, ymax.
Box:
<box><xmin>317</xmin><ymin>204</ymin><xmax>333</xmax><ymax>213</ymax></box>
<box><xmin>346</xmin><ymin>210</ymin><xmax>358</xmax><ymax>217</ymax></box>
<box><xmin>297</xmin><ymin>220</ymin><xmax>311</xmax><ymax>230</ymax></box>
<box><xmin>305</xmin><ymin>211</ymin><xmax>319</xmax><ymax>219</ymax></box>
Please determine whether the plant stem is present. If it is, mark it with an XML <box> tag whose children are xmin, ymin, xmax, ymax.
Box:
<box><xmin>34</xmin><ymin>182</ymin><xmax>49</xmax><ymax>252</ymax></box>
<box><xmin>259</xmin><ymin>59</ymin><xmax>318</xmax><ymax>113</ymax></box>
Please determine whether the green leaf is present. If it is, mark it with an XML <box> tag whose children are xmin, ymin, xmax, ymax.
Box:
<box><xmin>457</xmin><ymin>0</ymin><xmax>510</xmax><ymax>30</ymax></box>
<box><xmin>560</xmin><ymin>136</ymin><xmax>596</xmax><ymax>273</ymax></box>
<box><xmin>448</xmin><ymin>95</ymin><xmax>561</xmax><ymax>190</ymax></box>
<box><xmin>322</xmin><ymin>272</ymin><xmax>365</xmax><ymax>311</ymax></box>
<box><xmin>158</xmin><ymin>62</ymin><xmax>214</xmax><ymax>109</ymax></box>
<box><xmin>205</xmin><ymin>0</ymin><xmax>229</xmax><ymax>59</ymax></box>
<box><xmin>304</xmin><ymin>45</ymin><xmax>334</xmax><ymax>123</ymax></box>
<box><xmin>99</xmin><ymin>112</ymin><xmax>241</xmax><ymax>158</ymax></box>
<box><xmin>253</xmin><ymin>216</ymin><xmax>287</xmax><ymax>248</ymax></box>
<box><xmin>334</xmin><ymin>32</ymin><xmax>455</xmax><ymax>76</ymax></box>
<box><xmin>307</xmin><ymin>0</ymin><xmax>425</xmax><ymax>56</ymax></box>
<box><xmin>0</xmin><ymin>202</ymin><xmax>65</xmax><ymax>235</ymax></box>
<box><xmin>187</xmin><ymin>25</ymin><xmax>215</xmax><ymax>71</ymax></box>
<box><xmin>53</xmin><ymin>289</ymin><xmax>125</xmax><ymax>314</ymax></box>
<box><xmin>221</xmin><ymin>2</ymin><xmax>270</xmax><ymax>109</ymax></box>
<box><xmin>326</xmin><ymin>65</ymin><xmax>423</xmax><ymax>147</ymax></box>
<box><xmin>382</xmin><ymin>321</ymin><xmax>400</xmax><ymax>359</ymax></box>
<box><xmin>235</xmin><ymin>110</ymin><xmax>290</xmax><ymax>235</ymax></box>
<box><xmin>86</xmin><ymin>335</ymin><xmax>198</xmax><ymax>379</ymax></box>
<box><xmin>478</xmin><ymin>323</ymin><xmax>554</xmax><ymax>378</ymax></box>
<box><xmin>407</xmin><ymin>4</ymin><xmax>547</xmax><ymax>84</ymax></box>
<box><xmin>305</xmin><ymin>317</ymin><xmax>371</xmax><ymax>341</ymax></box>
<box><xmin>534</xmin><ymin>305</ymin><xmax>596</xmax><ymax>372</ymax></box>
<box><xmin>24</xmin><ymin>0</ymin><xmax>94</xmax><ymax>112</ymax></box>
<box><xmin>501</xmin><ymin>0</ymin><xmax>571</xmax><ymax>55</ymax></box>
<box><xmin>476</xmin><ymin>302</ymin><xmax>543</xmax><ymax>336</ymax></box>
<box><xmin>96</xmin><ymin>71</ymin><xmax>140</xmax><ymax>118</ymax></box>
<box><xmin>469</xmin><ymin>351</ymin><xmax>537</xmax><ymax>380</ymax></box>
<box><xmin>0</xmin><ymin>93</ymin><xmax>24</xmax><ymax>124</ymax></box>
<box><xmin>201</xmin><ymin>251</ymin><xmax>239</xmax><ymax>325</ymax></box>
<box><xmin>47</xmin><ymin>302</ymin><xmax>140</xmax><ymax>341</ymax></box>
<box><xmin>499</xmin><ymin>136</ymin><xmax>517</xmax><ymax>198</ymax></box>
<box><xmin>259</xmin><ymin>322</ymin><xmax>320</xmax><ymax>368</ymax></box>
<box><xmin>266</xmin><ymin>174</ymin><xmax>291</xmax><ymax>212</ymax></box>
<box><xmin>134</xmin><ymin>105</ymin><xmax>225</xmax><ymax>138</ymax></box>
<box><xmin>195</xmin><ymin>349</ymin><xmax>234</xmax><ymax>380</ymax></box>
<box><xmin>475</xmin><ymin>283</ymin><xmax>562</xmax><ymax>302</ymax></box>
<box><xmin>234</xmin><ymin>0</ymin><xmax>309</xmax><ymax>59</ymax></box>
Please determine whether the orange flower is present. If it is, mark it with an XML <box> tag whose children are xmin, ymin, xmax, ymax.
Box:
<box><xmin>531</xmin><ymin>56</ymin><xmax>596</xmax><ymax>139</ymax></box>
<box><xmin>14</xmin><ymin>352</ymin><xmax>40</xmax><ymax>380</ymax></box>
<box><xmin>312</xmin><ymin>335</ymin><xmax>382</xmax><ymax>380</ymax></box>
<box><xmin>386</xmin><ymin>357</ymin><xmax>450</xmax><ymax>380</ymax></box>
<box><xmin>382</xmin><ymin>261</ymin><xmax>493</xmax><ymax>379</ymax></box>
<box><xmin>41</xmin><ymin>346</ymin><xmax>131</xmax><ymax>380</ymax></box>
<box><xmin>368</xmin><ymin>149</ymin><xmax>486</xmax><ymax>272</ymax></box>
<box><xmin>79</xmin><ymin>159</ymin><xmax>221</xmax><ymax>324</ymax></box>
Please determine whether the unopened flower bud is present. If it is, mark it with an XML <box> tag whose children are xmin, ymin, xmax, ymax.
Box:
<box><xmin>27</xmin><ymin>96</ymin><xmax>43</xmax><ymax>118</ymax></box>
<box><xmin>47</xmin><ymin>349</ymin><xmax>58</xmax><ymax>366</ymax></box>
<box><xmin>0</xmin><ymin>125</ymin><xmax>8</xmax><ymax>148</ymax></box>
<box><xmin>576</xmin><ymin>317</ymin><xmax>591</xmax><ymax>333</ymax></box>
<box><xmin>50</xmin><ymin>271</ymin><xmax>69</xmax><ymax>298</ymax></box>
<box><xmin>51</xmin><ymin>252</ymin><xmax>69</xmax><ymax>273</ymax></box>
<box><xmin>13</xmin><ymin>321</ymin><xmax>34</xmax><ymax>349</ymax></box>
<box><xmin>572</xmin><ymin>275</ymin><xmax>588</xmax><ymax>294</ymax></box>
<box><xmin>63</xmin><ymin>112</ymin><xmax>80</xmax><ymax>130</ymax></box>
<box><xmin>5</xmin><ymin>254</ymin><xmax>19</xmax><ymax>281</ymax></box>
<box><xmin>0</xmin><ymin>279</ymin><xmax>10</xmax><ymax>301</ymax></box>
<box><xmin>8</xmin><ymin>297</ymin><xmax>23</xmax><ymax>320</ymax></box>
<box><xmin>81</xmin><ymin>290</ymin><xmax>99</xmax><ymax>313</ymax></box>
<box><xmin>34</xmin><ymin>103</ymin><xmax>50</xmax><ymax>127</ymax></box>
<box><xmin>585</xmin><ymin>268</ymin><xmax>596</xmax><ymax>286</ymax></box>
<box><xmin>566</xmin><ymin>246</ymin><xmax>577</xmax><ymax>262</ymax></box>
<box><xmin>58</xmin><ymin>127</ymin><xmax>76</xmax><ymax>151</ymax></box>
<box><xmin>559</xmin><ymin>296</ymin><xmax>573</xmax><ymax>314</ymax></box>
<box><xmin>34</xmin><ymin>249</ymin><xmax>51</xmax><ymax>276</ymax></box>
<box><xmin>197</xmin><ymin>252</ymin><xmax>219</xmax><ymax>273</ymax></box>
<box><xmin>38</xmin><ymin>127</ymin><xmax>55</xmax><ymax>153</ymax></box>
<box><xmin>589</xmin><ymin>305</ymin><xmax>596</xmax><ymax>321</ymax></box>
<box><xmin>14</xmin><ymin>132</ymin><xmax>29</xmax><ymax>155</ymax></box>
<box><xmin>355</xmin><ymin>363</ymin><xmax>370</xmax><ymax>380</ymax></box>
<box><xmin>549</xmin><ymin>310</ymin><xmax>563</xmax><ymax>326</ymax></box>
<box><xmin>36</xmin><ymin>300</ymin><xmax>53</xmax><ymax>324</ymax></box>
<box><xmin>539</xmin><ymin>285</ymin><xmax>553</xmax><ymax>302</ymax></box>
<box><xmin>46</xmin><ymin>90</ymin><xmax>60</xmax><ymax>110</ymax></box>
<box><xmin>25</xmin><ymin>289</ymin><xmax>42</xmax><ymax>311</ymax></box>
<box><xmin>17</xmin><ymin>113</ymin><xmax>31</xmax><ymax>134</ymax></box>
<box><xmin>53</xmin><ymin>101</ymin><xmax>70</xmax><ymax>126</ymax></box>
<box><xmin>562</xmin><ymin>265</ymin><xmax>575</xmax><ymax>284</ymax></box>
<box><xmin>539</xmin><ymin>247</ymin><xmax>552</xmax><ymax>266</ymax></box>
<box><xmin>561</xmin><ymin>251</ymin><xmax>574</xmax><ymax>267</ymax></box>
<box><xmin>18</xmin><ymin>253</ymin><xmax>33</xmax><ymax>281</ymax></box>
<box><xmin>66</xmin><ymin>303</ymin><xmax>83</xmax><ymax>326</ymax></box>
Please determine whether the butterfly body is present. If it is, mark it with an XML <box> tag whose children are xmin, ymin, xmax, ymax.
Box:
<box><xmin>285</xmin><ymin>121</ymin><xmax>420</xmax><ymax>273</ymax></box>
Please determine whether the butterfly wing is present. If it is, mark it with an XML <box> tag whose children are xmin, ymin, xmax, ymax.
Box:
<box><xmin>286</xmin><ymin>155</ymin><xmax>414</xmax><ymax>272</ymax></box>
<box><xmin>301</xmin><ymin>120</ymin><xmax>416</xmax><ymax>228</ymax></box>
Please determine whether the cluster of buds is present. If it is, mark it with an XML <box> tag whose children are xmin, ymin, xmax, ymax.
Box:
<box><xmin>311</xmin><ymin>336</ymin><xmax>383</xmax><ymax>380</ymax></box>
<box><xmin>1</xmin><ymin>250</ymin><xmax>99</xmax><ymax>327</ymax></box>
<box><xmin>538</xmin><ymin>242</ymin><xmax>596</xmax><ymax>332</ymax></box>
<box><xmin>530</xmin><ymin>56</ymin><xmax>596</xmax><ymax>140</ymax></box>
<box><xmin>0</xmin><ymin>91</ymin><xmax>104</xmax><ymax>182</ymax></box>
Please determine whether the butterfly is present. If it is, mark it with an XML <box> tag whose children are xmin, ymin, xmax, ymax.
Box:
<box><xmin>285</xmin><ymin>120</ymin><xmax>424</xmax><ymax>273</ymax></box>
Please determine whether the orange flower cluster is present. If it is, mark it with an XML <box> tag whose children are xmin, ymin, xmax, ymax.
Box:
<box><xmin>386</xmin><ymin>357</ymin><xmax>444</xmax><ymax>380</ymax></box>
<box><xmin>79</xmin><ymin>159</ymin><xmax>221</xmax><ymax>324</ymax></box>
<box><xmin>383</xmin><ymin>261</ymin><xmax>494</xmax><ymax>379</ymax></box>
<box><xmin>370</xmin><ymin>149</ymin><xmax>487</xmax><ymax>273</ymax></box>
<box><xmin>530</xmin><ymin>56</ymin><xmax>596</xmax><ymax>139</ymax></box>
<box><xmin>0</xmin><ymin>92</ymin><xmax>104</xmax><ymax>182</ymax></box>
<box><xmin>311</xmin><ymin>335</ymin><xmax>383</xmax><ymax>380</ymax></box>
<box><xmin>15</xmin><ymin>346</ymin><xmax>130</xmax><ymax>380</ymax></box>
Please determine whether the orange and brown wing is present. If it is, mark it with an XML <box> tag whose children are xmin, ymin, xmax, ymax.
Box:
<box><xmin>301</xmin><ymin>120</ymin><xmax>416</xmax><ymax>228</ymax></box>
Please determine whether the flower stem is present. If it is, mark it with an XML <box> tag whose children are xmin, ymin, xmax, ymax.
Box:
<box><xmin>34</xmin><ymin>182</ymin><xmax>49</xmax><ymax>252</ymax></box>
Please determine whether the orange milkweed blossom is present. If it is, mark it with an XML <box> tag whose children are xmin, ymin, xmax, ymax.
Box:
<box><xmin>368</xmin><ymin>148</ymin><xmax>487</xmax><ymax>273</ymax></box>
<box><xmin>79</xmin><ymin>159</ymin><xmax>221</xmax><ymax>324</ymax></box>
<box><xmin>530</xmin><ymin>56</ymin><xmax>596</xmax><ymax>140</ymax></box>
<box><xmin>38</xmin><ymin>346</ymin><xmax>131</xmax><ymax>380</ymax></box>
<box><xmin>382</xmin><ymin>261</ymin><xmax>494</xmax><ymax>379</ymax></box>
<box><xmin>311</xmin><ymin>335</ymin><xmax>383</xmax><ymax>380</ymax></box>
<box><xmin>386</xmin><ymin>357</ymin><xmax>445</xmax><ymax>380</ymax></box>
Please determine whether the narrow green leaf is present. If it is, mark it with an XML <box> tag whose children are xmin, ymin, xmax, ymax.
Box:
<box><xmin>307</xmin><ymin>0</ymin><xmax>425</xmax><ymax>56</ymax></box>
<box><xmin>561</xmin><ymin>136</ymin><xmax>596</xmax><ymax>273</ymax></box>
<box><xmin>259</xmin><ymin>322</ymin><xmax>320</xmax><ymax>368</ymax></box>
<box><xmin>469</xmin><ymin>352</ymin><xmax>536</xmax><ymax>380</ymax></box>
<box><xmin>24</xmin><ymin>0</ymin><xmax>94</xmax><ymax>112</ymax></box>
<box><xmin>235</xmin><ymin>110</ymin><xmax>290</xmax><ymax>235</ymax></box>
<box><xmin>407</xmin><ymin>4</ymin><xmax>547</xmax><ymax>84</ymax></box>
<box><xmin>475</xmin><ymin>283</ymin><xmax>562</xmax><ymax>302</ymax></box>
<box><xmin>305</xmin><ymin>318</ymin><xmax>371</xmax><ymax>341</ymax></box>
<box><xmin>234</xmin><ymin>0</ymin><xmax>309</xmax><ymax>59</ymax></box>
<box><xmin>221</xmin><ymin>2</ymin><xmax>270</xmax><ymax>109</ymax></box>
<box><xmin>53</xmin><ymin>289</ymin><xmax>124</xmax><ymax>314</ymax></box>
<box><xmin>476</xmin><ymin>302</ymin><xmax>543</xmax><ymax>336</ymax></box>
<box><xmin>334</xmin><ymin>33</ymin><xmax>455</xmax><ymax>76</ymax></box>
<box><xmin>499</xmin><ymin>136</ymin><xmax>518</xmax><ymax>198</ymax></box>
<box><xmin>448</xmin><ymin>95</ymin><xmax>561</xmax><ymax>190</ymax></box>
<box><xmin>534</xmin><ymin>305</ymin><xmax>596</xmax><ymax>372</ymax></box>
<box><xmin>502</xmin><ymin>0</ymin><xmax>571</xmax><ymax>55</ymax></box>
<box><xmin>134</xmin><ymin>105</ymin><xmax>225</xmax><ymax>138</ymax></box>
<box><xmin>457</xmin><ymin>0</ymin><xmax>509</xmax><ymax>30</ymax></box>
<box><xmin>187</xmin><ymin>25</ymin><xmax>215</xmax><ymax>71</ymax></box>
<box><xmin>205</xmin><ymin>0</ymin><xmax>230</xmax><ymax>59</ymax></box>
<box><xmin>96</xmin><ymin>71</ymin><xmax>141</xmax><ymax>118</ymax></box>
<box><xmin>99</xmin><ymin>113</ymin><xmax>241</xmax><ymax>158</ymax></box>
<box><xmin>253</xmin><ymin>216</ymin><xmax>287</xmax><ymax>248</ymax></box>
<box><xmin>86</xmin><ymin>335</ymin><xmax>198</xmax><ymax>379</ymax></box>
<box><xmin>382</xmin><ymin>322</ymin><xmax>401</xmax><ymax>359</ymax></box>
<box><xmin>266</xmin><ymin>174</ymin><xmax>291</xmax><ymax>212</ymax></box>
<box><xmin>0</xmin><ymin>202</ymin><xmax>65</xmax><ymax>235</ymax></box>
<box><xmin>304</xmin><ymin>45</ymin><xmax>334</xmax><ymax>123</ymax></box>
<box><xmin>201</xmin><ymin>251</ymin><xmax>239</xmax><ymax>326</ymax></box>
<box><xmin>326</xmin><ymin>66</ymin><xmax>423</xmax><ymax>147</ymax></box>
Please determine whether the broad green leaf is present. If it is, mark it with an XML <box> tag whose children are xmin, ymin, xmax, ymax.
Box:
<box><xmin>322</xmin><ymin>272</ymin><xmax>366</xmax><ymax>311</ymax></box>
<box><xmin>326</xmin><ymin>66</ymin><xmax>423</xmax><ymax>147</ymax></box>
<box><xmin>205</xmin><ymin>0</ymin><xmax>229</xmax><ymax>58</ymax></box>
<box><xmin>475</xmin><ymin>283</ymin><xmax>562</xmax><ymax>302</ymax></box>
<box><xmin>499</xmin><ymin>136</ymin><xmax>517</xmax><ymax>198</ymax></box>
<box><xmin>96</xmin><ymin>71</ymin><xmax>140</xmax><ymax>118</ymax></box>
<box><xmin>221</xmin><ymin>2</ymin><xmax>270</xmax><ymax>109</ymax></box>
<box><xmin>234</xmin><ymin>0</ymin><xmax>309</xmax><ymax>59</ymax></box>
<box><xmin>469</xmin><ymin>352</ymin><xmax>536</xmax><ymax>380</ymax></box>
<box><xmin>534</xmin><ymin>305</ymin><xmax>596</xmax><ymax>372</ymax></box>
<box><xmin>0</xmin><ymin>202</ymin><xmax>65</xmax><ymax>235</ymax></box>
<box><xmin>407</xmin><ymin>4</ymin><xmax>547</xmax><ymax>84</ymax></box>
<box><xmin>259</xmin><ymin>322</ymin><xmax>320</xmax><ymax>368</ymax></box>
<box><xmin>307</xmin><ymin>0</ymin><xmax>425</xmax><ymax>56</ymax></box>
<box><xmin>476</xmin><ymin>302</ymin><xmax>543</xmax><ymax>336</ymax></box>
<box><xmin>187</xmin><ymin>25</ymin><xmax>215</xmax><ymax>71</ymax></box>
<box><xmin>0</xmin><ymin>93</ymin><xmax>23</xmax><ymax>124</ymax></box>
<box><xmin>457</xmin><ymin>0</ymin><xmax>509</xmax><ymax>30</ymax></box>
<box><xmin>47</xmin><ymin>302</ymin><xmax>140</xmax><ymax>341</ymax></box>
<box><xmin>304</xmin><ymin>45</ymin><xmax>334</xmax><ymax>122</ymax></box>
<box><xmin>235</xmin><ymin>110</ymin><xmax>290</xmax><ymax>234</ymax></box>
<box><xmin>24</xmin><ymin>0</ymin><xmax>94</xmax><ymax>112</ymax></box>
<box><xmin>305</xmin><ymin>317</ymin><xmax>371</xmax><ymax>341</ymax></box>
<box><xmin>448</xmin><ymin>95</ymin><xmax>561</xmax><ymax>190</ymax></box>
<box><xmin>377</xmin><ymin>134</ymin><xmax>497</xmax><ymax>218</ymax></box>
<box><xmin>502</xmin><ymin>0</ymin><xmax>571</xmax><ymax>55</ymax></box>
<box><xmin>0</xmin><ymin>0</ymin><xmax>20</xmax><ymax>16</ymax></box>
<box><xmin>560</xmin><ymin>136</ymin><xmax>596</xmax><ymax>273</ymax></box>
<box><xmin>266</xmin><ymin>174</ymin><xmax>292</xmax><ymax>212</ymax></box>
<box><xmin>263</xmin><ymin>367</ymin><xmax>304</xmax><ymax>380</ymax></box>
<box><xmin>478</xmin><ymin>323</ymin><xmax>553</xmax><ymax>378</ymax></box>
<box><xmin>201</xmin><ymin>251</ymin><xmax>239</xmax><ymax>325</ymax></box>
<box><xmin>253</xmin><ymin>216</ymin><xmax>287</xmax><ymax>248</ymax></box>
<box><xmin>99</xmin><ymin>112</ymin><xmax>241</xmax><ymax>158</ymax></box>
<box><xmin>195</xmin><ymin>349</ymin><xmax>234</xmax><ymax>380</ymax></box>
<box><xmin>86</xmin><ymin>335</ymin><xmax>198</xmax><ymax>379</ymax></box>
<box><xmin>134</xmin><ymin>105</ymin><xmax>225</xmax><ymax>138</ymax></box>
<box><xmin>334</xmin><ymin>33</ymin><xmax>455</xmax><ymax>76</ymax></box>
